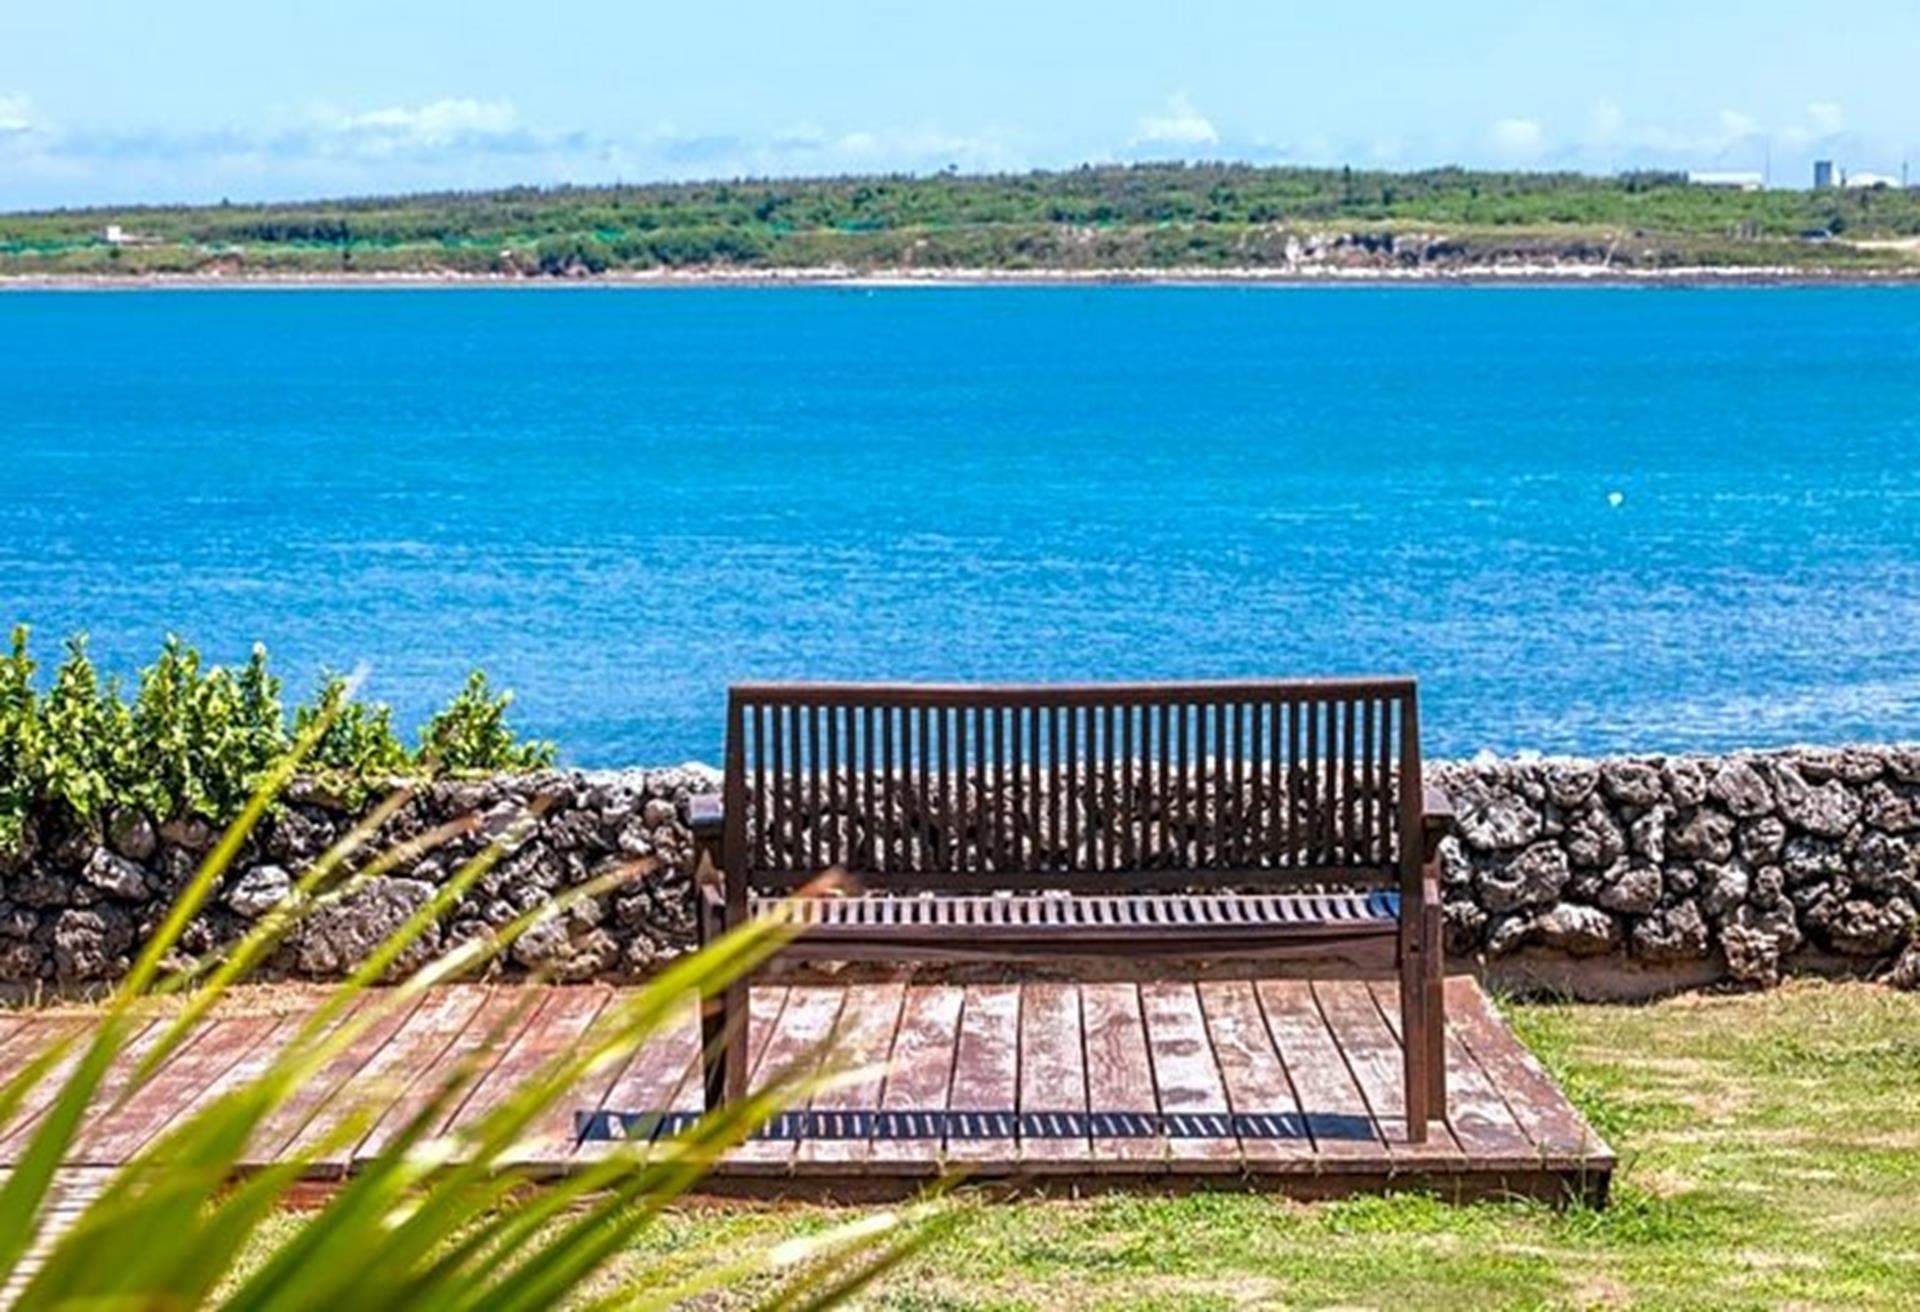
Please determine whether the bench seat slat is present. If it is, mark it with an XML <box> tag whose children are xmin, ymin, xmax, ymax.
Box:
<box><xmin>749</xmin><ymin>891</ymin><xmax>1400</xmax><ymax>941</ymax></box>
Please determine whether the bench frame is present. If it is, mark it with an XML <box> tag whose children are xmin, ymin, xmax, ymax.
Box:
<box><xmin>685</xmin><ymin>678</ymin><xmax>1456</xmax><ymax>1141</ymax></box>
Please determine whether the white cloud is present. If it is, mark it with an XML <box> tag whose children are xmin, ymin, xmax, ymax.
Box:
<box><xmin>1806</xmin><ymin>101</ymin><xmax>1845</xmax><ymax>135</ymax></box>
<box><xmin>1131</xmin><ymin>92</ymin><xmax>1218</xmax><ymax>148</ymax></box>
<box><xmin>1587</xmin><ymin>100</ymin><xmax>1626</xmax><ymax>144</ymax></box>
<box><xmin>1717</xmin><ymin>108</ymin><xmax>1759</xmax><ymax>140</ymax></box>
<box><xmin>0</xmin><ymin>92</ymin><xmax>41</xmax><ymax>136</ymax></box>
<box><xmin>307</xmin><ymin>98</ymin><xmax>524</xmax><ymax>153</ymax></box>
<box><xmin>1488</xmin><ymin>117</ymin><xmax>1547</xmax><ymax>162</ymax></box>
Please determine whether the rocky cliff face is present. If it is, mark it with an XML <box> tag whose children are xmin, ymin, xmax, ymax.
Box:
<box><xmin>2</xmin><ymin>749</ymin><xmax>1915</xmax><ymax>992</ymax></box>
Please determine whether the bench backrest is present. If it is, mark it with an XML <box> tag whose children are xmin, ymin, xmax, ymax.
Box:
<box><xmin>721</xmin><ymin>679</ymin><xmax>1423</xmax><ymax>894</ymax></box>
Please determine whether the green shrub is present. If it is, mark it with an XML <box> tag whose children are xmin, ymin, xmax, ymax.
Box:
<box><xmin>294</xmin><ymin>671</ymin><xmax>412</xmax><ymax>778</ymax></box>
<box><xmin>418</xmin><ymin>670</ymin><xmax>557</xmax><ymax>772</ymax></box>
<box><xmin>0</xmin><ymin>627</ymin><xmax>40</xmax><ymax>852</ymax></box>
<box><xmin>37</xmin><ymin>635</ymin><xmax>135</xmax><ymax>827</ymax></box>
<box><xmin>0</xmin><ymin>630</ymin><xmax>558</xmax><ymax>854</ymax></box>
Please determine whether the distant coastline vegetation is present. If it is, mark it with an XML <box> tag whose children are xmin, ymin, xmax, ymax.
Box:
<box><xmin>4</xmin><ymin>162</ymin><xmax>1919</xmax><ymax>278</ymax></box>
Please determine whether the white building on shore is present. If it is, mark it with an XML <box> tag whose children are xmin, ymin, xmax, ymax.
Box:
<box><xmin>1688</xmin><ymin>170</ymin><xmax>1764</xmax><ymax>191</ymax></box>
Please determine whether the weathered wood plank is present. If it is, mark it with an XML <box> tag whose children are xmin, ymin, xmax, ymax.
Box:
<box><xmin>0</xmin><ymin>1019</ymin><xmax>169</xmax><ymax>1167</ymax></box>
<box><xmin>242</xmin><ymin>993</ymin><xmax>418</xmax><ymax>1167</ymax></box>
<box><xmin>289</xmin><ymin>986</ymin><xmax>488</xmax><ymax>1170</ymax></box>
<box><xmin>72</xmin><ymin>1015</ymin><xmax>283</xmax><ymax>1165</ymax></box>
<box><xmin>1081</xmin><ymin>982</ymin><xmax>1164</xmax><ymax>1170</ymax></box>
<box><xmin>1138</xmin><ymin>982</ymin><xmax>1239</xmax><ymax>1171</ymax></box>
<box><xmin>944</xmin><ymin>983</ymin><xmax>1020</xmax><ymax>1165</ymax></box>
<box><xmin>444</xmin><ymin>986</ymin><xmax>612</xmax><ymax>1143</ymax></box>
<box><xmin>797</xmin><ymin>982</ymin><xmax>905</xmax><ymax>1169</ymax></box>
<box><xmin>729</xmin><ymin>985</ymin><xmax>843</xmax><ymax>1173</ymax></box>
<box><xmin>354</xmin><ymin>988</ymin><xmax>544</xmax><ymax>1166</ymax></box>
<box><xmin>0</xmin><ymin>1017</ymin><xmax>90</xmax><ymax>1147</ymax></box>
<box><xmin>1019</xmin><ymin>983</ymin><xmax>1092</xmax><ymax>1167</ymax></box>
<box><xmin>1309</xmin><ymin>979</ymin><xmax>1462</xmax><ymax>1164</ymax></box>
<box><xmin>1444</xmin><ymin>977</ymin><xmax>1612</xmax><ymax>1166</ymax></box>
<box><xmin>570</xmin><ymin>988</ymin><xmax>717</xmax><ymax>1166</ymax></box>
<box><xmin>1197</xmin><ymin>980</ymin><xmax>1313</xmax><ymax>1166</ymax></box>
<box><xmin>1252</xmin><ymin>979</ymin><xmax>1383</xmax><ymax>1160</ymax></box>
<box><xmin>1367</xmin><ymin>979</ymin><xmax>1534</xmax><ymax>1161</ymax></box>
<box><xmin>868</xmin><ymin>984</ymin><xmax>963</xmax><ymax>1172</ymax></box>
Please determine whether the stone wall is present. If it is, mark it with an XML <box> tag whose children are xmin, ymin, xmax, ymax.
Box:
<box><xmin>0</xmin><ymin>768</ymin><xmax>716</xmax><ymax>987</ymax></box>
<box><xmin>1431</xmin><ymin>747</ymin><xmax>1920</xmax><ymax>991</ymax></box>
<box><xmin>2</xmin><ymin>748</ymin><xmax>1916</xmax><ymax>993</ymax></box>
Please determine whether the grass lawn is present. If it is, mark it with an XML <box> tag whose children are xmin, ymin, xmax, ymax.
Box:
<box><xmin>227</xmin><ymin>979</ymin><xmax>1918</xmax><ymax>1309</ymax></box>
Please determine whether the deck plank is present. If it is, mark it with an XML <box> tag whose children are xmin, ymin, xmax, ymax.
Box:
<box><xmin>1018</xmin><ymin>982</ymin><xmax>1092</xmax><ymax>1167</ymax></box>
<box><xmin>730</xmin><ymin>985</ymin><xmax>844</xmax><ymax>1173</ymax></box>
<box><xmin>1197</xmin><ymin>980</ymin><xmax>1313</xmax><ymax>1166</ymax></box>
<box><xmin>0</xmin><ymin>1017</ymin><xmax>91</xmax><ymax>1146</ymax></box>
<box><xmin>290</xmin><ymin>986</ymin><xmax>489</xmax><ymax>1171</ymax></box>
<box><xmin>0</xmin><ymin>976</ymin><xmax>1609</xmax><ymax>1204</ymax></box>
<box><xmin>71</xmin><ymin>1015</ymin><xmax>284</xmax><ymax>1165</ymax></box>
<box><xmin>1367</xmin><ymin>979</ymin><xmax>1535</xmax><ymax>1161</ymax></box>
<box><xmin>1444</xmin><ymin>978</ymin><xmax>1612</xmax><ymax>1167</ymax></box>
<box><xmin>444</xmin><ymin>986</ymin><xmax>613</xmax><ymax>1142</ymax></box>
<box><xmin>869</xmin><ymin>984</ymin><xmax>963</xmax><ymax>1172</ymax></box>
<box><xmin>0</xmin><ymin>1019</ymin><xmax>169</xmax><ymax>1167</ymax></box>
<box><xmin>1138</xmin><ymin>982</ymin><xmax>1240</xmax><ymax>1171</ymax></box>
<box><xmin>242</xmin><ymin>993</ymin><xmax>418</xmax><ymax>1167</ymax></box>
<box><xmin>797</xmin><ymin>981</ymin><xmax>906</xmax><ymax>1169</ymax></box>
<box><xmin>944</xmin><ymin>983</ymin><xmax>1021</xmax><ymax>1165</ymax></box>
<box><xmin>1309</xmin><ymin>979</ymin><xmax>1463</xmax><ymax>1164</ymax></box>
<box><xmin>571</xmin><ymin>987</ymin><xmax>718</xmax><ymax>1165</ymax></box>
<box><xmin>1253</xmin><ymin>979</ymin><xmax>1384</xmax><ymax>1160</ymax></box>
<box><xmin>1081</xmin><ymin>983</ymin><xmax>1165</xmax><ymax>1170</ymax></box>
<box><xmin>351</xmin><ymin>988</ymin><xmax>545</xmax><ymax>1164</ymax></box>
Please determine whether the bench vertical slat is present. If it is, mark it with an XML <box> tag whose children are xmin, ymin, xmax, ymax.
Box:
<box><xmin>912</xmin><ymin>704</ymin><xmax>928</xmax><ymax>875</ymax></box>
<box><xmin>1328</xmin><ymin>698</ymin><xmax>1341</xmax><ymax>865</ymax></box>
<box><xmin>1119</xmin><ymin>703</ymin><xmax>1132</xmax><ymax>872</ymax></box>
<box><xmin>1360</xmin><ymin>698</ymin><xmax>1375</xmax><ymax>867</ymax></box>
<box><xmin>802</xmin><ymin>703</ymin><xmax>817</xmax><ymax>875</ymax></box>
<box><xmin>939</xmin><ymin>704</ymin><xmax>955</xmax><ymax>875</ymax></box>
<box><xmin>861</xmin><ymin>705</ymin><xmax>876</xmax><ymax>869</ymax></box>
<box><xmin>827</xmin><ymin>703</ymin><xmax>842</xmax><ymax>870</ymax></box>
<box><xmin>1211</xmin><ymin>699</ymin><xmax>1227</xmax><ymax>869</ymax></box>
<box><xmin>1342</xmin><ymin>695</ymin><xmax>1358</xmax><ymax>865</ymax></box>
<box><xmin>973</xmin><ymin>702</ymin><xmax>988</xmax><ymax>875</ymax></box>
<box><xmin>1285</xmin><ymin>697</ymin><xmax>1300</xmax><ymax>869</ymax></box>
<box><xmin>1062</xmin><ymin>701</ymin><xmax>1078</xmax><ymax>866</ymax></box>
<box><xmin>1380</xmin><ymin>695</ymin><xmax>1398</xmax><ymax>864</ymax></box>
<box><xmin>1011</xmin><ymin>704</ymin><xmax>1027</xmax><ymax>870</ymax></box>
<box><xmin>991</xmin><ymin>704</ymin><xmax>1006</xmax><ymax>871</ymax></box>
<box><xmin>768</xmin><ymin>704</ymin><xmax>785</xmax><ymax>872</ymax></box>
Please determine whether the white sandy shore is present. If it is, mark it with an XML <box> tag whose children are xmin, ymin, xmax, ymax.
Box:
<box><xmin>5</xmin><ymin>263</ymin><xmax>1919</xmax><ymax>291</ymax></box>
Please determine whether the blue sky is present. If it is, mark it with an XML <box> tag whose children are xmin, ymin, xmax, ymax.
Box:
<box><xmin>4</xmin><ymin>1</ymin><xmax>1916</xmax><ymax>208</ymax></box>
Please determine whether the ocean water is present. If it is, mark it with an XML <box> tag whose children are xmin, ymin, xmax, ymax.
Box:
<box><xmin>4</xmin><ymin>284</ymin><xmax>1920</xmax><ymax>765</ymax></box>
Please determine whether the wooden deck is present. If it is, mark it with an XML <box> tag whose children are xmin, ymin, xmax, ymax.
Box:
<box><xmin>0</xmin><ymin>976</ymin><xmax>1611</xmax><ymax>1205</ymax></box>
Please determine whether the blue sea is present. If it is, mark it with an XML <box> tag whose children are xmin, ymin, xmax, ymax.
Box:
<box><xmin>5</xmin><ymin>285</ymin><xmax>1920</xmax><ymax>765</ymax></box>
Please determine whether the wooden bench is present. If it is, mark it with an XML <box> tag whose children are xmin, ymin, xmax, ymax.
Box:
<box><xmin>684</xmin><ymin>678</ymin><xmax>1457</xmax><ymax>1140</ymax></box>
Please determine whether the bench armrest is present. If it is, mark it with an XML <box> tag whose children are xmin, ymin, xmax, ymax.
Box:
<box><xmin>680</xmin><ymin>793</ymin><xmax>724</xmax><ymax>838</ymax></box>
<box><xmin>1420</xmin><ymin>783</ymin><xmax>1456</xmax><ymax>863</ymax></box>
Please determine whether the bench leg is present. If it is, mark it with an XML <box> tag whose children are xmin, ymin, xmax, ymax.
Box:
<box><xmin>1424</xmin><ymin>903</ymin><xmax>1447</xmax><ymax>1115</ymax></box>
<box><xmin>700</xmin><ymin>989</ymin><xmax>729</xmax><ymax>1111</ymax></box>
<box><xmin>702</xmin><ymin>980</ymin><xmax>751</xmax><ymax>1111</ymax></box>
<box><xmin>1400</xmin><ymin>940</ymin><xmax>1431</xmax><ymax>1143</ymax></box>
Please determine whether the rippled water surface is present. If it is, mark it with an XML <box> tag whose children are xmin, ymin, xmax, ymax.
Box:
<box><xmin>5</xmin><ymin>285</ymin><xmax>1920</xmax><ymax>763</ymax></box>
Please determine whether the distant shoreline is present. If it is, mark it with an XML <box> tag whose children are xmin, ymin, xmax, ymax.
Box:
<box><xmin>7</xmin><ymin>264</ymin><xmax>1920</xmax><ymax>291</ymax></box>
